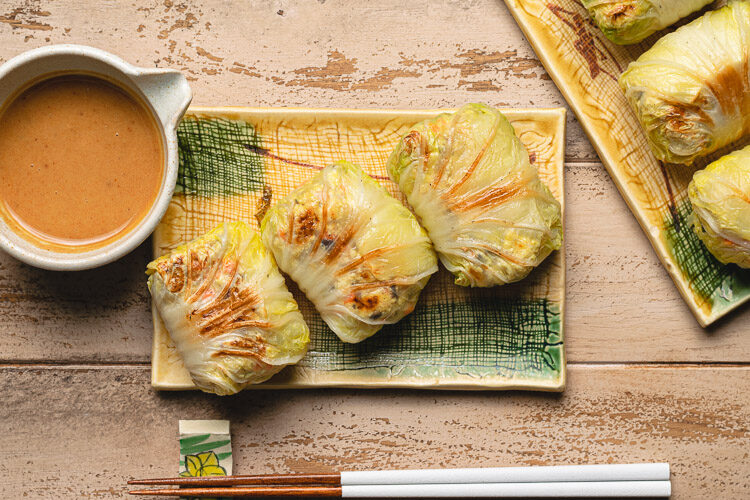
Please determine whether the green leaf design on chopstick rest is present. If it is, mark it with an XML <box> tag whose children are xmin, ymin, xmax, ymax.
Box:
<box><xmin>180</xmin><ymin>439</ymin><xmax>232</xmax><ymax>457</ymax></box>
<box><xmin>177</xmin><ymin>116</ymin><xmax>265</xmax><ymax>197</ymax></box>
<box><xmin>664</xmin><ymin>200</ymin><xmax>750</xmax><ymax>305</ymax></box>
<box><xmin>179</xmin><ymin>433</ymin><xmax>211</xmax><ymax>450</ymax></box>
<box><xmin>300</xmin><ymin>297</ymin><xmax>562</xmax><ymax>379</ymax></box>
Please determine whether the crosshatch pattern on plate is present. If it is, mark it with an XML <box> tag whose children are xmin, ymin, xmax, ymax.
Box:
<box><xmin>151</xmin><ymin>107</ymin><xmax>566</xmax><ymax>390</ymax></box>
<box><xmin>503</xmin><ymin>0</ymin><xmax>750</xmax><ymax>325</ymax></box>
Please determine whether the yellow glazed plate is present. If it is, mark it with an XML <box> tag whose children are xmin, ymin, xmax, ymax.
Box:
<box><xmin>503</xmin><ymin>0</ymin><xmax>750</xmax><ymax>326</ymax></box>
<box><xmin>151</xmin><ymin>106</ymin><xmax>566</xmax><ymax>391</ymax></box>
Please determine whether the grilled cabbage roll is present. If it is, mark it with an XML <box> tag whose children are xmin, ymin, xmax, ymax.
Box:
<box><xmin>261</xmin><ymin>161</ymin><xmax>438</xmax><ymax>344</ymax></box>
<box><xmin>386</xmin><ymin>103</ymin><xmax>563</xmax><ymax>288</ymax></box>
<box><xmin>688</xmin><ymin>145</ymin><xmax>750</xmax><ymax>268</ymax></box>
<box><xmin>619</xmin><ymin>1</ymin><xmax>750</xmax><ymax>165</ymax></box>
<box><xmin>147</xmin><ymin>222</ymin><xmax>309</xmax><ymax>395</ymax></box>
<box><xmin>582</xmin><ymin>0</ymin><xmax>713</xmax><ymax>44</ymax></box>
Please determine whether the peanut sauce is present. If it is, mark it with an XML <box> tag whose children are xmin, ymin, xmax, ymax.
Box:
<box><xmin>0</xmin><ymin>74</ymin><xmax>163</xmax><ymax>252</ymax></box>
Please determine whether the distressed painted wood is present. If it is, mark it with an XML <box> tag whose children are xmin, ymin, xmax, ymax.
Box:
<box><xmin>0</xmin><ymin>0</ymin><xmax>596</xmax><ymax>160</ymax></box>
<box><xmin>1</xmin><ymin>365</ymin><xmax>748</xmax><ymax>498</ymax></box>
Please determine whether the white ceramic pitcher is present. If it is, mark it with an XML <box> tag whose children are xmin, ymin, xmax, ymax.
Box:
<box><xmin>0</xmin><ymin>44</ymin><xmax>192</xmax><ymax>270</ymax></box>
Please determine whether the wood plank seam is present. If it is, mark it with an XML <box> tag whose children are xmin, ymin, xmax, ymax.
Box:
<box><xmin>1</xmin><ymin>362</ymin><xmax>749</xmax><ymax>368</ymax></box>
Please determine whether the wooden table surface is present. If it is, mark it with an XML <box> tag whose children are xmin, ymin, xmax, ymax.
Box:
<box><xmin>0</xmin><ymin>1</ymin><xmax>747</xmax><ymax>498</ymax></box>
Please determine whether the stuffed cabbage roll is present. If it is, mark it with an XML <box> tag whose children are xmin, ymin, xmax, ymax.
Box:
<box><xmin>387</xmin><ymin>103</ymin><xmax>563</xmax><ymax>288</ymax></box>
<box><xmin>619</xmin><ymin>1</ymin><xmax>750</xmax><ymax>165</ymax></box>
<box><xmin>688</xmin><ymin>145</ymin><xmax>750</xmax><ymax>268</ymax></box>
<box><xmin>582</xmin><ymin>0</ymin><xmax>713</xmax><ymax>44</ymax></box>
<box><xmin>147</xmin><ymin>222</ymin><xmax>310</xmax><ymax>395</ymax></box>
<box><xmin>261</xmin><ymin>161</ymin><xmax>438</xmax><ymax>343</ymax></box>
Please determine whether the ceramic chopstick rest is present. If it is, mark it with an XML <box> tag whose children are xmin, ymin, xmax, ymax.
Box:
<box><xmin>178</xmin><ymin>420</ymin><xmax>233</xmax><ymax>478</ymax></box>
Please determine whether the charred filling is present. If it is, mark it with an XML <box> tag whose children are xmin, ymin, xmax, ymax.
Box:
<box><xmin>189</xmin><ymin>250</ymin><xmax>206</xmax><ymax>280</ymax></box>
<box><xmin>345</xmin><ymin>283</ymin><xmax>409</xmax><ymax>321</ymax></box>
<box><xmin>156</xmin><ymin>236</ymin><xmax>275</xmax><ymax>365</ymax></box>
<box><xmin>157</xmin><ymin>256</ymin><xmax>185</xmax><ymax>293</ymax></box>
<box><xmin>664</xmin><ymin>105</ymin><xmax>710</xmax><ymax>134</ymax></box>
<box><xmin>212</xmin><ymin>336</ymin><xmax>270</xmax><ymax>362</ymax></box>
<box><xmin>603</xmin><ymin>2</ymin><xmax>636</xmax><ymax>27</ymax></box>
<box><xmin>156</xmin><ymin>243</ymin><xmax>229</xmax><ymax>302</ymax></box>
<box><xmin>294</xmin><ymin>208</ymin><xmax>319</xmax><ymax>243</ymax></box>
<box><xmin>349</xmin><ymin>293</ymin><xmax>380</xmax><ymax>312</ymax></box>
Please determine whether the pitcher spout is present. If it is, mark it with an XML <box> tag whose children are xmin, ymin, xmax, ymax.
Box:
<box><xmin>130</xmin><ymin>68</ymin><xmax>192</xmax><ymax>130</ymax></box>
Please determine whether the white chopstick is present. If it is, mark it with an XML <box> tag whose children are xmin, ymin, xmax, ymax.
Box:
<box><xmin>341</xmin><ymin>463</ymin><xmax>670</xmax><ymax>485</ymax></box>
<box><xmin>342</xmin><ymin>480</ymin><xmax>671</xmax><ymax>498</ymax></box>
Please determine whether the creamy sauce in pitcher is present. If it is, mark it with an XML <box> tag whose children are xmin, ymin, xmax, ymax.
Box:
<box><xmin>0</xmin><ymin>74</ymin><xmax>164</xmax><ymax>252</ymax></box>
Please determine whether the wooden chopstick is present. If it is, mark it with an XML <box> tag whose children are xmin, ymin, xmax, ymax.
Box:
<box><xmin>129</xmin><ymin>486</ymin><xmax>342</xmax><ymax>497</ymax></box>
<box><xmin>128</xmin><ymin>473</ymin><xmax>341</xmax><ymax>486</ymax></box>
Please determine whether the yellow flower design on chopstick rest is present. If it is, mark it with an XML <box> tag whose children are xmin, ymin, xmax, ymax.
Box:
<box><xmin>180</xmin><ymin>451</ymin><xmax>227</xmax><ymax>477</ymax></box>
<box><xmin>178</xmin><ymin>420</ymin><xmax>232</xmax><ymax>500</ymax></box>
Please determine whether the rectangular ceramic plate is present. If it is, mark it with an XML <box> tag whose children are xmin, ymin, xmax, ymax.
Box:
<box><xmin>503</xmin><ymin>0</ymin><xmax>750</xmax><ymax>327</ymax></box>
<box><xmin>151</xmin><ymin>106</ymin><xmax>566</xmax><ymax>391</ymax></box>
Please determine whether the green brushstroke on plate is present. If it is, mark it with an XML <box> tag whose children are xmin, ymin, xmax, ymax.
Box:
<box><xmin>176</xmin><ymin>117</ymin><xmax>264</xmax><ymax>196</ymax></box>
<box><xmin>664</xmin><ymin>200</ymin><xmax>750</xmax><ymax>312</ymax></box>
<box><xmin>301</xmin><ymin>297</ymin><xmax>562</xmax><ymax>380</ymax></box>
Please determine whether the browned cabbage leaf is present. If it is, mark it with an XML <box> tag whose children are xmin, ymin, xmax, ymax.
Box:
<box><xmin>261</xmin><ymin>161</ymin><xmax>438</xmax><ymax>343</ymax></box>
<box><xmin>147</xmin><ymin>222</ymin><xmax>309</xmax><ymax>395</ymax></box>
<box><xmin>620</xmin><ymin>1</ymin><xmax>750</xmax><ymax>164</ymax></box>
<box><xmin>689</xmin><ymin>145</ymin><xmax>750</xmax><ymax>268</ymax></box>
<box><xmin>387</xmin><ymin>103</ymin><xmax>562</xmax><ymax>287</ymax></box>
<box><xmin>582</xmin><ymin>0</ymin><xmax>713</xmax><ymax>45</ymax></box>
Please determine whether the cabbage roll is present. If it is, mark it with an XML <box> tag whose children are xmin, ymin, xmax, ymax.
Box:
<box><xmin>688</xmin><ymin>145</ymin><xmax>750</xmax><ymax>268</ymax></box>
<box><xmin>261</xmin><ymin>161</ymin><xmax>438</xmax><ymax>343</ymax></box>
<box><xmin>387</xmin><ymin>103</ymin><xmax>563</xmax><ymax>288</ymax></box>
<box><xmin>147</xmin><ymin>222</ymin><xmax>309</xmax><ymax>395</ymax></box>
<box><xmin>619</xmin><ymin>1</ymin><xmax>750</xmax><ymax>165</ymax></box>
<box><xmin>582</xmin><ymin>0</ymin><xmax>713</xmax><ymax>44</ymax></box>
